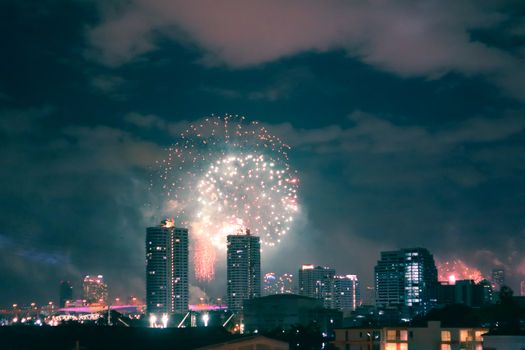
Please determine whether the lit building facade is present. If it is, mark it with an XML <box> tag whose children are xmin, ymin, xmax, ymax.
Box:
<box><xmin>334</xmin><ymin>274</ymin><xmax>360</xmax><ymax>312</ymax></box>
<box><xmin>82</xmin><ymin>275</ymin><xmax>108</xmax><ymax>305</ymax></box>
<box><xmin>59</xmin><ymin>280</ymin><xmax>73</xmax><ymax>308</ymax></box>
<box><xmin>374</xmin><ymin>248</ymin><xmax>438</xmax><ymax>315</ymax></box>
<box><xmin>298</xmin><ymin>265</ymin><xmax>336</xmax><ymax>308</ymax></box>
<box><xmin>227</xmin><ymin>229</ymin><xmax>261</xmax><ymax>313</ymax></box>
<box><xmin>333</xmin><ymin>321</ymin><xmax>487</xmax><ymax>350</ymax></box>
<box><xmin>146</xmin><ymin>219</ymin><xmax>189</xmax><ymax>319</ymax></box>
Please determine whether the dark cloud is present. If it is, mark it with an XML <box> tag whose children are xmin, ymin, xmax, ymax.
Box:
<box><xmin>202</xmin><ymin>67</ymin><xmax>315</xmax><ymax>101</ymax></box>
<box><xmin>90</xmin><ymin>74</ymin><xmax>127</xmax><ymax>100</ymax></box>
<box><xmin>87</xmin><ymin>0</ymin><xmax>525</xmax><ymax>99</ymax></box>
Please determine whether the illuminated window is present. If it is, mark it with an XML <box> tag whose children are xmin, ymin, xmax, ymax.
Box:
<box><xmin>385</xmin><ymin>344</ymin><xmax>397</xmax><ymax>350</ymax></box>
<box><xmin>460</xmin><ymin>330</ymin><xmax>469</xmax><ymax>342</ymax></box>
<box><xmin>475</xmin><ymin>330</ymin><xmax>484</xmax><ymax>341</ymax></box>
<box><xmin>400</xmin><ymin>330</ymin><xmax>408</xmax><ymax>341</ymax></box>
<box><xmin>440</xmin><ymin>345</ymin><xmax>451</xmax><ymax>350</ymax></box>
<box><xmin>441</xmin><ymin>331</ymin><xmax>451</xmax><ymax>342</ymax></box>
<box><xmin>387</xmin><ymin>330</ymin><xmax>397</xmax><ymax>341</ymax></box>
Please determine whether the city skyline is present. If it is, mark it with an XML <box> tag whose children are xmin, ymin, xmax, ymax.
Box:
<box><xmin>0</xmin><ymin>235</ymin><xmax>518</xmax><ymax>308</ymax></box>
<box><xmin>0</xmin><ymin>234</ymin><xmax>520</xmax><ymax>307</ymax></box>
<box><xmin>2</xmin><ymin>1</ymin><xmax>525</xmax><ymax>306</ymax></box>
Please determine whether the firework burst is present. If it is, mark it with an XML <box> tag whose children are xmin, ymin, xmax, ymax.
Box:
<box><xmin>150</xmin><ymin>115</ymin><xmax>299</xmax><ymax>281</ymax></box>
<box><xmin>436</xmin><ymin>258</ymin><xmax>485</xmax><ymax>284</ymax></box>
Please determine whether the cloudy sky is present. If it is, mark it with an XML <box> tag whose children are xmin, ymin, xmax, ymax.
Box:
<box><xmin>1</xmin><ymin>0</ymin><xmax>525</xmax><ymax>305</ymax></box>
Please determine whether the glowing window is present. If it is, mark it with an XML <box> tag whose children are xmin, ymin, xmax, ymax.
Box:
<box><xmin>387</xmin><ymin>330</ymin><xmax>396</xmax><ymax>341</ymax></box>
<box><xmin>460</xmin><ymin>330</ymin><xmax>469</xmax><ymax>342</ymax></box>
<box><xmin>440</xmin><ymin>345</ymin><xmax>451</xmax><ymax>350</ymax></box>
<box><xmin>400</xmin><ymin>330</ymin><xmax>408</xmax><ymax>341</ymax></box>
<box><xmin>441</xmin><ymin>331</ymin><xmax>451</xmax><ymax>341</ymax></box>
<box><xmin>475</xmin><ymin>330</ymin><xmax>484</xmax><ymax>341</ymax></box>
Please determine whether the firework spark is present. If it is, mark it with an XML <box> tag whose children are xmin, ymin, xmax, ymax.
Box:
<box><xmin>436</xmin><ymin>258</ymin><xmax>485</xmax><ymax>284</ymax></box>
<box><xmin>151</xmin><ymin>115</ymin><xmax>299</xmax><ymax>281</ymax></box>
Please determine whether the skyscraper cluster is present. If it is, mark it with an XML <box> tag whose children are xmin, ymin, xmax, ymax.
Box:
<box><xmin>141</xmin><ymin>217</ymin><xmax>504</xmax><ymax>329</ymax></box>
<box><xmin>145</xmin><ymin>222</ymin><xmax>263</xmax><ymax>325</ymax></box>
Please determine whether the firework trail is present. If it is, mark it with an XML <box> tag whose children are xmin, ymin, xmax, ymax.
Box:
<box><xmin>151</xmin><ymin>115</ymin><xmax>299</xmax><ymax>281</ymax></box>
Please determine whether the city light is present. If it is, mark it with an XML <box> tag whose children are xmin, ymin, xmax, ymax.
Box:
<box><xmin>161</xmin><ymin>313</ymin><xmax>169</xmax><ymax>328</ymax></box>
<box><xmin>202</xmin><ymin>313</ymin><xmax>210</xmax><ymax>327</ymax></box>
<box><xmin>149</xmin><ymin>314</ymin><xmax>157</xmax><ymax>328</ymax></box>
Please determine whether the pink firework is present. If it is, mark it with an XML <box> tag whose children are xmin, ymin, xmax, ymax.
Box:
<box><xmin>150</xmin><ymin>115</ymin><xmax>299</xmax><ymax>281</ymax></box>
<box><xmin>436</xmin><ymin>258</ymin><xmax>485</xmax><ymax>284</ymax></box>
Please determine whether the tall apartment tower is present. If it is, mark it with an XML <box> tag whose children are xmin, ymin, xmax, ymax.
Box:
<box><xmin>492</xmin><ymin>268</ymin><xmax>505</xmax><ymax>290</ymax></box>
<box><xmin>298</xmin><ymin>265</ymin><xmax>336</xmax><ymax>308</ymax></box>
<box><xmin>227</xmin><ymin>229</ymin><xmax>261</xmax><ymax>313</ymax></box>
<box><xmin>334</xmin><ymin>274</ymin><xmax>360</xmax><ymax>312</ymax></box>
<box><xmin>59</xmin><ymin>280</ymin><xmax>73</xmax><ymax>307</ymax></box>
<box><xmin>146</xmin><ymin>219</ymin><xmax>188</xmax><ymax>318</ymax></box>
<box><xmin>375</xmin><ymin>248</ymin><xmax>438</xmax><ymax>315</ymax></box>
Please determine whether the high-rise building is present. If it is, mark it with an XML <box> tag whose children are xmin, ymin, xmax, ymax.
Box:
<box><xmin>375</xmin><ymin>248</ymin><xmax>438</xmax><ymax>315</ymax></box>
<box><xmin>492</xmin><ymin>268</ymin><xmax>505</xmax><ymax>290</ymax></box>
<box><xmin>146</xmin><ymin>219</ymin><xmax>189</xmax><ymax>319</ymax></box>
<box><xmin>82</xmin><ymin>275</ymin><xmax>108</xmax><ymax>305</ymax></box>
<box><xmin>227</xmin><ymin>229</ymin><xmax>261</xmax><ymax>313</ymax></box>
<box><xmin>59</xmin><ymin>280</ymin><xmax>73</xmax><ymax>307</ymax></box>
<box><xmin>362</xmin><ymin>286</ymin><xmax>376</xmax><ymax>306</ymax></box>
<box><xmin>263</xmin><ymin>272</ymin><xmax>295</xmax><ymax>295</ymax></box>
<box><xmin>521</xmin><ymin>280</ymin><xmax>525</xmax><ymax>297</ymax></box>
<box><xmin>334</xmin><ymin>274</ymin><xmax>360</xmax><ymax>312</ymax></box>
<box><xmin>298</xmin><ymin>265</ymin><xmax>336</xmax><ymax>308</ymax></box>
<box><xmin>477</xmin><ymin>279</ymin><xmax>494</xmax><ymax>305</ymax></box>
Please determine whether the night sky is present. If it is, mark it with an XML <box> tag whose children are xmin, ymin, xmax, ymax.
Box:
<box><xmin>1</xmin><ymin>0</ymin><xmax>525</xmax><ymax>305</ymax></box>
